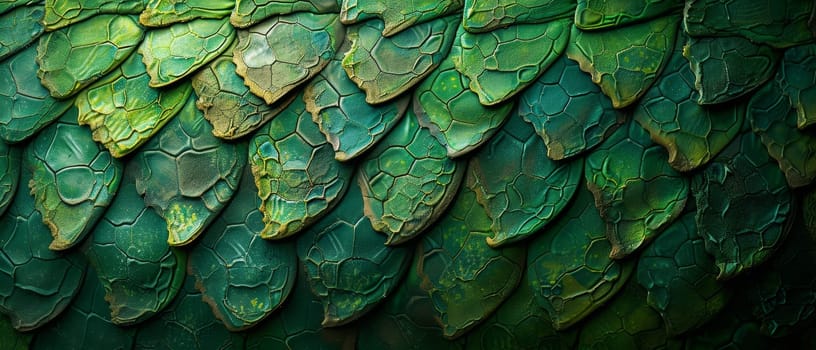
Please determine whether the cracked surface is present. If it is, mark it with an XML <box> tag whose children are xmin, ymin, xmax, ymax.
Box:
<box><xmin>28</xmin><ymin>107</ymin><xmax>123</xmax><ymax>251</ymax></box>
<box><xmin>231</xmin><ymin>0</ymin><xmax>338</xmax><ymax>28</ymax></box>
<box><xmin>775</xmin><ymin>44</ymin><xmax>816</xmax><ymax>129</ymax></box>
<box><xmin>462</xmin><ymin>0</ymin><xmax>574</xmax><ymax>33</ymax></box>
<box><xmin>339</xmin><ymin>0</ymin><xmax>463</xmax><ymax>37</ymax></box>
<box><xmin>0</xmin><ymin>4</ymin><xmax>44</xmax><ymax>61</ymax></box>
<box><xmin>296</xmin><ymin>181</ymin><xmax>411</xmax><ymax>327</ymax></box>
<box><xmin>140</xmin><ymin>0</ymin><xmax>234</xmax><ymax>27</ymax></box>
<box><xmin>575</xmin><ymin>0</ymin><xmax>681</xmax><ymax>30</ymax></box>
<box><xmin>42</xmin><ymin>0</ymin><xmax>144</xmax><ymax>31</ymax></box>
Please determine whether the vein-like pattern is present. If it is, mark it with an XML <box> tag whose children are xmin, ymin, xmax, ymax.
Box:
<box><xmin>305</xmin><ymin>47</ymin><xmax>409</xmax><ymax>161</ymax></box>
<box><xmin>297</xmin><ymin>181</ymin><xmax>411</xmax><ymax>326</ymax></box>
<box><xmin>636</xmin><ymin>212</ymin><xmax>730</xmax><ymax>335</ymax></box>
<box><xmin>749</xmin><ymin>79</ymin><xmax>816</xmax><ymax>188</ymax></box>
<box><xmin>340</xmin><ymin>0</ymin><xmax>463</xmax><ymax>37</ymax></box>
<box><xmin>527</xmin><ymin>186</ymin><xmax>633</xmax><ymax>330</ymax></box>
<box><xmin>0</xmin><ymin>141</ymin><xmax>19</xmax><ymax>217</ymax></box>
<box><xmin>574</xmin><ymin>0</ymin><xmax>681</xmax><ymax>30</ymax></box>
<box><xmin>342</xmin><ymin>15</ymin><xmax>457</xmax><ymax>104</ymax></box>
<box><xmin>244</xmin><ymin>270</ymin><xmax>357</xmax><ymax>349</ymax></box>
<box><xmin>36</xmin><ymin>14</ymin><xmax>144</xmax><ymax>99</ymax></box>
<box><xmin>234</xmin><ymin>12</ymin><xmax>343</xmax><ymax>105</ymax></box>
<box><xmin>0</xmin><ymin>0</ymin><xmax>37</xmax><ymax>15</ymax></box>
<box><xmin>634</xmin><ymin>42</ymin><xmax>744</xmax><ymax>172</ymax></box>
<box><xmin>133</xmin><ymin>276</ymin><xmax>245</xmax><ymax>349</ymax></box>
<box><xmin>83</xmin><ymin>169</ymin><xmax>187</xmax><ymax>325</ymax></box>
<box><xmin>566</xmin><ymin>15</ymin><xmax>678</xmax><ymax>108</ymax></box>
<box><xmin>133</xmin><ymin>95</ymin><xmax>246</xmax><ymax>245</ymax></box>
<box><xmin>414</xmin><ymin>39</ymin><xmax>513</xmax><ymax>158</ymax></box>
<box><xmin>231</xmin><ymin>0</ymin><xmax>339</xmax><ymax>28</ymax></box>
<box><xmin>358</xmin><ymin>109</ymin><xmax>464</xmax><ymax>245</ymax></box>
<box><xmin>192</xmin><ymin>52</ymin><xmax>295</xmax><ymax>140</ymax></box>
<box><xmin>0</xmin><ymin>4</ymin><xmax>44</xmax><ymax>61</ymax></box>
<box><xmin>776</xmin><ymin>44</ymin><xmax>816</xmax><ymax>129</ymax></box>
<box><xmin>466</xmin><ymin>271</ymin><xmax>577</xmax><ymax>350</ymax></box>
<box><xmin>684</xmin><ymin>0</ymin><xmax>815</xmax><ymax>48</ymax></box>
<box><xmin>140</xmin><ymin>0</ymin><xmax>234</xmax><ymax>27</ymax></box>
<box><xmin>29</xmin><ymin>267</ymin><xmax>136</xmax><ymax>350</ymax></box>
<box><xmin>140</xmin><ymin>17</ymin><xmax>235</xmax><ymax>87</ymax></box>
<box><xmin>75</xmin><ymin>51</ymin><xmax>193</xmax><ymax>158</ymax></box>
<box><xmin>42</xmin><ymin>0</ymin><xmax>145</xmax><ymax>31</ymax></box>
<box><xmin>455</xmin><ymin>18</ymin><xmax>570</xmax><ymax>106</ymax></box>
<box><xmin>519</xmin><ymin>55</ymin><xmax>623</xmax><ymax>160</ymax></box>
<box><xmin>577</xmin><ymin>282</ymin><xmax>676</xmax><ymax>349</ymax></box>
<box><xmin>691</xmin><ymin>132</ymin><xmax>792</xmax><ymax>280</ymax></box>
<box><xmin>462</xmin><ymin>0</ymin><xmax>574</xmax><ymax>33</ymax></box>
<box><xmin>684</xmin><ymin>36</ymin><xmax>779</xmax><ymax>104</ymax></box>
<box><xmin>249</xmin><ymin>93</ymin><xmax>352</xmax><ymax>239</ymax></box>
<box><xmin>468</xmin><ymin>112</ymin><xmax>582</xmax><ymax>247</ymax></box>
<box><xmin>0</xmin><ymin>45</ymin><xmax>73</xmax><ymax>143</ymax></box>
<box><xmin>584</xmin><ymin>121</ymin><xmax>689</xmax><ymax>258</ymax></box>
<box><xmin>0</xmin><ymin>168</ymin><xmax>86</xmax><ymax>332</ymax></box>
<box><xmin>188</xmin><ymin>168</ymin><xmax>296</xmax><ymax>331</ymax></box>
<box><xmin>417</xmin><ymin>184</ymin><xmax>525</xmax><ymax>338</ymax></box>
<box><xmin>27</xmin><ymin>107</ymin><xmax>123</xmax><ymax>251</ymax></box>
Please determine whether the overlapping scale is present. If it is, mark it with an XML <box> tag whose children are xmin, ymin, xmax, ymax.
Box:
<box><xmin>691</xmin><ymin>132</ymin><xmax>792</xmax><ymax>280</ymax></box>
<box><xmin>566</xmin><ymin>15</ymin><xmax>678</xmax><ymax>108</ymax></box>
<box><xmin>0</xmin><ymin>141</ymin><xmax>19</xmax><ymax>217</ymax></box>
<box><xmin>342</xmin><ymin>15</ymin><xmax>458</xmax><ymax>104</ymax></box>
<box><xmin>188</xmin><ymin>168</ymin><xmax>297</xmax><ymax>331</ymax></box>
<box><xmin>467</xmin><ymin>112</ymin><xmax>582</xmax><ymax>247</ymax></box>
<box><xmin>634</xmin><ymin>40</ymin><xmax>744</xmax><ymax>172</ymax></box>
<box><xmin>27</xmin><ymin>107</ymin><xmax>123</xmax><ymax>251</ymax></box>
<box><xmin>339</xmin><ymin>0</ymin><xmax>463</xmax><ymax>37</ymax></box>
<box><xmin>417</xmin><ymin>184</ymin><xmax>525</xmax><ymax>338</ymax></box>
<box><xmin>518</xmin><ymin>55</ymin><xmax>623</xmax><ymax>160</ymax></box>
<box><xmin>36</xmin><ymin>14</ymin><xmax>144</xmax><ymax>99</ymax></box>
<box><xmin>455</xmin><ymin>18</ymin><xmax>571</xmax><ymax>106</ymax></box>
<box><xmin>296</xmin><ymin>181</ymin><xmax>411</xmax><ymax>326</ymax></box>
<box><xmin>140</xmin><ymin>17</ymin><xmax>235</xmax><ymax>87</ymax></box>
<box><xmin>248</xmin><ymin>93</ymin><xmax>353</xmax><ymax>239</ymax></box>
<box><xmin>584</xmin><ymin>120</ymin><xmax>689</xmax><ymax>258</ymax></box>
<box><xmin>42</xmin><ymin>0</ymin><xmax>145</xmax><ymax>31</ymax></box>
<box><xmin>574</xmin><ymin>0</ymin><xmax>681</xmax><ymax>30</ymax></box>
<box><xmin>462</xmin><ymin>0</ymin><xmax>574</xmax><ymax>33</ymax></box>
<box><xmin>230</xmin><ymin>0</ymin><xmax>339</xmax><ymax>28</ymax></box>
<box><xmin>0</xmin><ymin>45</ymin><xmax>73</xmax><ymax>143</ymax></box>
<box><xmin>776</xmin><ymin>44</ymin><xmax>816</xmax><ymax>130</ymax></box>
<box><xmin>358</xmin><ymin>109</ymin><xmax>464</xmax><ymax>245</ymax></box>
<box><xmin>75</xmin><ymin>51</ymin><xmax>193</xmax><ymax>158</ymax></box>
<box><xmin>139</xmin><ymin>0</ymin><xmax>234</xmax><ymax>27</ymax></box>
<box><xmin>527</xmin><ymin>185</ymin><xmax>633</xmax><ymax>330</ymax></box>
<box><xmin>305</xmin><ymin>46</ymin><xmax>409</xmax><ymax>161</ymax></box>
<box><xmin>233</xmin><ymin>12</ymin><xmax>344</xmax><ymax>105</ymax></box>
<box><xmin>0</xmin><ymin>167</ymin><xmax>86</xmax><ymax>331</ymax></box>
<box><xmin>0</xmin><ymin>4</ymin><xmax>44</xmax><ymax>61</ymax></box>
<box><xmin>192</xmin><ymin>51</ymin><xmax>295</xmax><ymax>140</ymax></box>
<box><xmin>83</xmin><ymin>168</ymin><xmax>186</xmax><ymax>325</ymax></box>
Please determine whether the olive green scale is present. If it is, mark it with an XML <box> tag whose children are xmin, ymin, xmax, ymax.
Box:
<box><xmin>339</xmin><ymin>0</ymin><xmax>463</xmax><ymax>37</ymax></box>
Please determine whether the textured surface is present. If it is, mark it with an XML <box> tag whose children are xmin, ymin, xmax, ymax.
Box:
<box><xmin>342</xmin><ymin>15</ymin><xmax>457</xmax><ymax>104</ymax></box>
<box><xmin>462</xmin><ymin>0</ymin><xmax>574</xmax><ymax>33</ymax></box>
<box><xmin>305</xmin><ymin>48</ymin><xmax>409</xmax><ymax>161</ymax></box>
<box><xmin>27</xmin><ymin>108</ymin><xmax>122</xmax><ymax>251</ymax></box>
<box><xmin>691</xmin><ymin>132</ymin><xmax>792</xmax><ymax>280</ymax></box>
<box><xmin>413</xmin><ymin>41</ymin><xmax>513</xmax><ymax>158</ymax></box>
<box><xmin>777</xmin><ymin>44</ymin><xmax>816</xmax><ymax>130</ymax></box>
<box><xmin>192</xmin><ymin>53</ymin><xmax>295</xmax><ymax>140</ymax></box>
<box><xmin>42</xmin><ymin>0</ymin><xmax>144</xmax><ymax>31</ymax></box>
<box><xmin>297</xmin><ymin>181</ymin><xmax>411</xmax><ymax>326</ymax></box>
<box><xmin>339</xmin><ymin>0</ymin><xmax>463</xmax><ymax>37</ymax></box>
<box><xmin>140</xmin><ymin>18</ymin><xmax>235</xmax><ymax>87</ymax></box>
<box><xmin>249</xmin><ymin>93</ymin><xmax>353</xmax><ymax>239</ymax></box>
<box><xmin>0</xmin><ymin>141</ymin><xmax>19</xmax><ymax>217</ymax></box>
<box><xmin>233</xmin><ymin>12</ymin><xmax>343</xmax><ymax>105</ymax></box>
<box><xmin>417</xmin><ymin>183</ymin><xmax>525</xmax><ymax>338</ymax></box>
<box><xmin>139</xmin><ymin>0</ymin><xmax>234</xmax><ymax>27</ymax></box>
<box><xmin>634</xmin><ymin>41</ymin><xmax>744</xmax><ymax>172</ymax></box>
<box><xmin>455</xmin><ymin>18</ymin><xmax>570</xmax><ymax>105</ymax></box>
<box><xmin>132</xmin><ymin>95</ymin><xmax>245</xmax><ymax>246</ymax></box>
<box><xmin>584</xmin><ymin>120</ymin><xmax>689</xmax><ymax>258</ymax></box>
<box><xmin>83</xmin><ymin>168</ymin><xmax>186</xmax><ymax>325</ymax></box>
<box><xmin>0</xmin><ymin>168</ymin><xmax>86</xmax><ymax>332</ymax></box>
<box><xmin>188</xmin><ymin>168</ymin><xmax>296</xmax><ymax>331</ymax></box>
<box><xmin>527</xmin><ymin>185</ymin><xmax>633</xmax><ymax>330</ymax></box>
<box><xmin>518</xmin><ymin>54</ymin><xmax>623</xmax><ymax>160</ymax></box>
<box><xmin>467</xmin><ymin>112</ymin><xmax>582</xmax><ymax>247</ymax></box>
<box><xmin>0</xmin><ymin>45</ymin><xmax>73</xmax><ymax>144</ymax></box>
<box><xmin>358</xmin><ymin>110</ymin><xmax>464</xmax><ymax>245</ymax></box>
<box><xmin>636</xmin><ymin>212</ymin><xmax>730</xmax><ymax>335</ymax></box>
<box><xmin>76</xmin><ymin>52</ymin><xmax>193</xmax><ymax>158</ymax></box>
<box><xmin>231</xmin><ymin>0</ymin><xmax>338</xmax><ymax>28</ymax></box>
<box><xmin>36</xmin><ymin>14</ymin><xmax>144</xmax><ymax>99</ymax></box>
<box><xmin>574</xmin><ymin>0</ymin><xmax>680</xmax><ymax>30</ymax></box>
<box><xmin>0</xmin><ymin>4</ymin><xmax>44</xmax><ymax>62</ymax></box>
<box><xmin>566</xmin><ymin>15</ymin><xmax>678</xmax><ymax>108</ymax></box>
